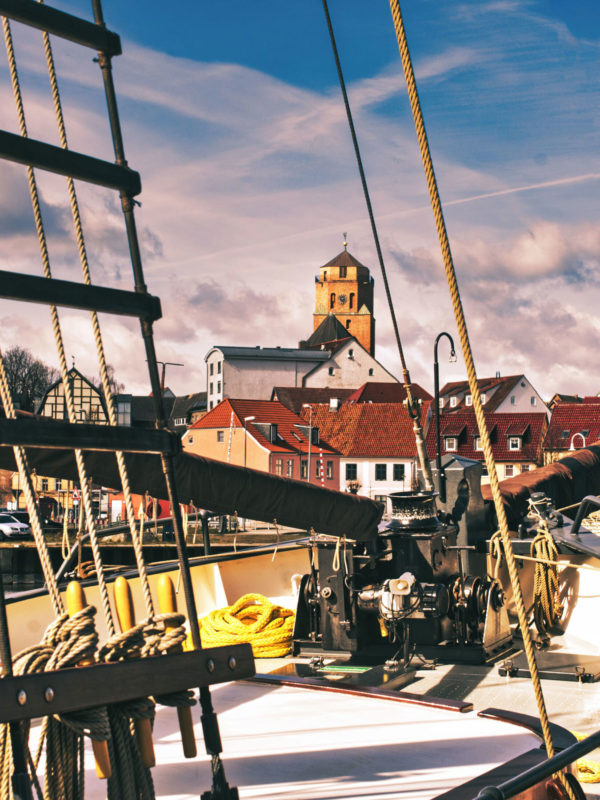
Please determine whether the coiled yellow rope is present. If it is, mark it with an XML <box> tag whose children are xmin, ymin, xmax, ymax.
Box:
<box><xmin>194</xmin><ymin>594</ymin><xmax>295</xmax><ymax>658</ymax></box>
<box><xmin>572</xmin><ymin>733</ymin><xmax>600</xmax><ymax>783</ymax></box>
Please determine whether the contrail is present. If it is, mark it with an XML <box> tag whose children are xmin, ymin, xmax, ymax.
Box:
<box><xmin>443</xmin><ymin>172</ymin><xmax>600</xmax><ymax>207</ymax></box>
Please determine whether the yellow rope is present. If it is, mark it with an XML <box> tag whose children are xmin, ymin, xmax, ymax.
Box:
<box><xmin>192</xmin><ymin>594</ymin><xmax>295</xmax><ymax>658</ymax></box>
<box><xmin>387</xmin><ymin>6</ymin><xmax>575</xmax><ymax>798</ymax></box>
<box><xmin>572</xmin><ymin>733</ymin><xmax>600</xmax><ymax>783</ymax></box>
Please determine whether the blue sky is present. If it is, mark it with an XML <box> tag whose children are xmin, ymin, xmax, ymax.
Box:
<box><xmin>0</xmin><ymin>1</ymin><xmax>599</xmax><ymax>398</ymax></box>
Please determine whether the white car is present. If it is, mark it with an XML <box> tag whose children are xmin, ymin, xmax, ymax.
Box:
<box><xmin>0</xmin><ymin>513</ymin><xmax>32</xmax><ymax>540</ymax></box>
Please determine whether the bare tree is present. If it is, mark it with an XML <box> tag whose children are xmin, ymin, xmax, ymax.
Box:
<box><xmin>1</xmin><ymin>346</ymin><xmax>59</xmax><ymax>413</ymax></box>
<box><xmin>91</xmin><ymin>364</ymin><xmax>125</xmax><ymax>397</ymax></box>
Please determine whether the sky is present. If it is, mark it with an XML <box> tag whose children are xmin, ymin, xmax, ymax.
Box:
<box><xmin>0</xmin><ymin>1</ymin><xmax>598</xmax><ymax>399</ymax></box>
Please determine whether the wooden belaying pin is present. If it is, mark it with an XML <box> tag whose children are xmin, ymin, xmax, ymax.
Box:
<box><xmin>113</xmin><ymin>576</ymin><xmax>156</xmax><ymax>768</ymax></box>
<box><xmin>157</xmin><ymin>574</ymin><xmax>197</xmax><ymax>758</ymax></box>
<box><xmin>65</xmin><ymin>581</ymin><xmax>112</xmax><ymax>780</ymax></box>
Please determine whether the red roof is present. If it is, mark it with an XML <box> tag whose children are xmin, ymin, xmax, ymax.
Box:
<box><xmin>426</xmin><ymin>411</ymin><xmax>547</xmax><ymax>462</ymax></box>
<box><xmin>346</xmin><ymin>381</ymin><xmax>432</xmax><ymax>404</ymax></box>
<box><xmin>440</xmin><ymin>374</ymin><xmax>525</xmax><ymax>413</ymax></box>
<box><xmin>300</xmin><ymin>401</ymin><xmax>431</xmax><ymax>458</ymax></box>
<box><xmin>544</xmin><ymin>404</ymin><xmax>600</xmax><ymax>451</ymax></box>
<box><xmin>190</xmin><ymin>399</ymin><xmax>337</xmax><ymax>455</ymax></box>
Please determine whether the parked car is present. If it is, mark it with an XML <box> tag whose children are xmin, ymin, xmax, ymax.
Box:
<box><xmin>0</xmin><ymin>513</ymin><xmax>32</xmax><ymax>541</ymax></box>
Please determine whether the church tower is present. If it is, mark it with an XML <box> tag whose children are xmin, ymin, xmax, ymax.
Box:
<box><xmin>313</xmin><ymin>246</ymin><xmax>375</xmax><ymax>355</ymax></box>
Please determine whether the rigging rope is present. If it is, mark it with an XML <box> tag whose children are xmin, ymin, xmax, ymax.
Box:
<box><xmin>387</xmin><ymin>4</ymin><xmax>576</xmax><ymax>799</ymax></box>
<box><xmin>321</xmin><ymin>0</ymin><xmax>433</xmax><ymax>491</ymax></box>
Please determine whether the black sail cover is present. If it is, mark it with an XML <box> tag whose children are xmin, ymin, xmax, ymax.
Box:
<box><xmin>0</xmin><ymin>446</ymin><xmax>382</xmax><ymax>540</ymax></box>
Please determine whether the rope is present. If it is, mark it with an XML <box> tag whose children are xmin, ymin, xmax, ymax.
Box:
<box><xmin>387</xmin><ymin>5</ymin><xmax>575</xmax><ymax>799</ymax></box>
<box><xmin>321</xmin><ymin>0</ymin><xmax>433</xmax><ymax>491</ymax></box>
<box><xmin>0</xmin><ymin>609</ymin><xmax>109</xmax><ymax>800</ymax></box>
<box><xmin>531</xmin><ymin>523</ymin><xmax>564</xmax><ymax>640</ymax></box>
<box><xmin>197</xmin><ymin>595</ymin><xmax>295</xmax><ymax>658</ymax></box>
<box><xmin>572</xmin><ymin>733</ymin><xmax>600</xmax><ymax>783</ymax></box>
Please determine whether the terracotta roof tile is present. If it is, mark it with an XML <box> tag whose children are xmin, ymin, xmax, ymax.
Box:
<box><xmin>346</xmin><ymin>382</ymin><xmax>431</xmax><ymax>404</ymax></box>
<box><xmin>272</xmin><ymin>387</ymin><xmax>355</xmax><ymax>415</ymax></box>
<box><xmin>300</xmin><ymin>401</ymin><xmax>431</xmax><ymax>458</ymax></box>
<box><xmin>426</xmin><ymin>410</ymin><xmax>547</xmax><ymax>462</ymax></box>
<box><xmin>190</xmin><ymin>398</ymin><xmax>337</xmax><ymax>455</ymax></box>
<box><xmin>544</xmin><ymin>404</ymin><xmax>600</xmax><ymax>451</ymax></box>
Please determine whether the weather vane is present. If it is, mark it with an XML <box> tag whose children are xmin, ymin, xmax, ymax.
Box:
<box><xmin>343</xmin><ymin>232</ymin><xmax>348</xmax><ymax>251</ymax></box>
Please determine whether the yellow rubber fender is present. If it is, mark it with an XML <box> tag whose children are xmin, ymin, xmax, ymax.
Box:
<box><xmin>185</xmin><ymin>593</ymin><xmax>295</xmax><ymax>658</ymax></box>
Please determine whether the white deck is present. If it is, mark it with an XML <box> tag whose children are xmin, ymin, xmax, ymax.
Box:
<box><xmin>74</xmin><ymin>682</ymin><xmax>539</xmax><ymax>800</ymax></box>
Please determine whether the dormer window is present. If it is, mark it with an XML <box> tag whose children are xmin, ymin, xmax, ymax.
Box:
<box><xmin>450</xmin><ymin>397</ymin><xmax>457</xmax><ymax>408</ymax></box>
<box><xmin>481</xmin><ymin>393</ymin><xmax>486</xmax><ymax>405</ymax></box>
<box><xmin>582</xmin><ymin>429</ymin><xmax>590</xmax><ymax>437</ymax></box>
<box><xmin>560</xmin><ymin>429</ymin><xmax>569</xmax><ymax>438</ymax></box>
<box><xmin>508</xmin><ymin>437</ymin><xmax>521</xmax><ymax>451</ymax></box>
<box><xmin>465</xmin><ymin>395</ymin><xmax>472</xmax><ymax>406</ymax></box>
<box><xmin>444</xmin><ymin>437</ymin><xmax>457</xmax><ymax>452</ymax></box>
<box><xmin>474</xmin><ymin>437</ymin><xmax>482</xmax><ymax>451</ymax></box>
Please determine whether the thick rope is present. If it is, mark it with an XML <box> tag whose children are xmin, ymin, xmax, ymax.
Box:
<box><xmin>197</xmin><ymin>594</ymin><xmax>295</xmax><ymax>658</ymax></box>
<box><xmin>387</xmin><ymin>6</ymin><xmax>574</xmax><ymax>798</ymax></box>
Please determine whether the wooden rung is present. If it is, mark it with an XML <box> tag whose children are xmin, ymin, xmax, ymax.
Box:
<box><xmin>0</xmin><ymin>130</ymin><xmax>141</xmax><ymax>195</ymax></box>
<box><xmin>0</xmin><ymin>270</ymin><xmax>161</xmax><ymax>321</ymax></box>
<box><xmin>0</xmin><ymin>647</ymin><xmax>254</xmax><ymax>724</ymax></box>
<box><xmin>0</xmin><ymin>0</ymin><xmax>121</xmax><ymax>54</ymax></box>
<box><xmin>0</xmin><ymin>419</ymin><xmax>181</xmax><ymax>456</ymax></box>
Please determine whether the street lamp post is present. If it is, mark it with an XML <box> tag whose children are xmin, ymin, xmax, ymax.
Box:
<box><xmin>303</xmin><ymin>404</ymin><xmax>313</xmax><ymax>483</ymax></box>
<box><xmin>243</xmin><ymin>416</ymin><xmax>255</xmax><ymax>468</ymax></box>
<box><xmin>569</xmin><ymin>432</ymin><xmax>586</xmax><ymax>451</ymax></box>
<box><xmin>434</xmin><ymin>332</ymin><xmax>457</xmax><ymax>503</ymax></box>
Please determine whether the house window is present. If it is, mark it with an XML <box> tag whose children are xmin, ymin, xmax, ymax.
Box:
<box><xmin>346</xmin><ymin>463</ymin><xmax>357</xmax><ymax>481</ymax></box>
<box><xmin>560</xmin><ymin>429</ymin><xmax>569</xmax><ymax>438</ymax></box>
<box><xmin>521</xmin><ymin>464</ymin><xmax>531</xmax><ymax>473</ymax></box>
<box><xmin>117</xmin><ymin>401</ymin><xmax>131</xmax><ymax>426</ymax></box>
<box><xmin>315</xmin><ymin>461</ymin><xmax>321</xmax><ymax>478</ymax></box>
<box><xmin>275</xmin><ymin>459</ymin><xmax>283</xmax><ymax>476</ymax></box>
<box><xmin>323</xmin><ymin>271</ymin><xmax>327</xmax><ymax>281</ymax></box>
<box><xmin>328</xmin><ymin>367</ymin><xmax>334</xmax><ymax>376</ymax></box>
<box><xmin>174</xmin><ymin>417</ymin><xmax>186</xmax><ymax>426</ymax></box>
<box><xmin>505</xmin><ymin>464</ymin><xmax>514</xmax><ymax>477</ymax></box>
<box><xmin>508</xmin><ymin>437</ymin><xmax>521</xmax><ymax>451</ymax></box>
<box><xmin>286</xmin><ymin>460</ymin><xmax>294</xmax><ymax>477</ymax></box>
<box><xmin>330</xmin><ymin>293</ymin><xmax>336</xmax><ymax>308</ymax></box>
<box><xmin>217</xmin><ymin>362</ymin><xmax>221</xmax><ymax>373</ymax></box>
<box><xmin>41</xmin><ymin>479</ymin><xmax>48</xmax><ymax>491</ymax></box>
<box><xmin>56</xmin><ymin>479</ymin><xmax>62</xmax><ymax>490</ymax></box>
<box><xmin>375</xmin><ymin>464</ymin><xmax>387</xmax><ymax>481</ymax></box>
<box><xmin>465</xmin><ymin>395</ymin><xmax>472</xmax><ymax>406</ymax></box>
<box><xmin>445</xmin><ymin>437</ymin><xmax>457</xmax><ymax>451</ymax></box>
<box><xmin>510</xmin><ymin>396</ymin><xmax>516</xmax><ymax>405</ymax></box>
<box><xmin>188</xmin><ymin>436</ymin><xmax>193</xmax><ymax>444</ymax></box>
<box><xmin>209</xmin><ymin>383</ymin><xmax>213</xmax><ymax>394</ymax></box>
<box><xmin>348</xmin><ymin>348</ymin><xmax>354</xmax><ymax>358</ymax></box>
<box><xmin>210</xmin><ymin>364</ymin><xmax>214</xmax><ymax>376</ymax></box>
<box><xmin>439</xmin><ymin>398</ymin><xmax>444</xmax><ymax>409</ymax></box>
<box><xmin>217</xmin><ymin>431</ymin><xmax>224</xmax><ymax>442</ymax></box>
<box><xmin>474</xmin><ymin>437</ymin><xmax>482</xmax><ymax>451</ymax></box>
<box><xmin>450</xmin><ymin>397</ymin><xmax>457</xmax><ymax>408</ymax></box>
<box><xmin>326</xmin><ymin>461</ymin><xmax>333</xmax><ymax>479</ymax></box>
<box><xmin>481</xmin><ymin>463</ymin><xmax>488</xmax><ymax>476</ymax></box>
<box><xmin>209</xmin><ymin>402</ymin><xmax>213</xmax><ymax>410</ymax></box>
<box><xmin>349</xmin><ymin>292</ymin><xmax>355</xmax><ymax>309</ymax></box>
<box><xmin>368</xmin><ymin>368</ymin><xmax>374</xmax><ymax>376</ymax></box>
<box><xmin>339</xmin><ymin>266</ymin><xmax>347</xmax><ymax>278</ymax></box>
<box><xmin>481</xmin><ymin>393</ymin><xmax>486</xmax><ymax>405</ymax></box>
<box><xmin>300</xmin><ymin>460</ymin><xmax>308</xmax><ymax>479</ymax></box>
<box><xmin>217</xmin><ymin>382</ymin><xmax>221</xmax><ymax>393</ymax></box>
<box><xmin>393</xmin><ymin>464</ymin><xmax>405</xmax><ymax>482</ymax></box>
<box><xmin>530</xmin><ymin>396</ymin><xmax>536</xmax><ymax>406</ymax></box>
<box><xmin>346</xmin><ymin>319</ymin><xmax>351</xmax><ymax>329</ymax></box>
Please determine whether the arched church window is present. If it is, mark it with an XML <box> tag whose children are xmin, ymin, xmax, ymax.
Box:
<box><xmin>330</xmin><ymin>293</ymin><xmax>336</xmax><ymax>309</ymax></box>
<box><xmin>349</xmin><ymin>293</ymin><xmax>355</xmax><ymax>309</ymax></box>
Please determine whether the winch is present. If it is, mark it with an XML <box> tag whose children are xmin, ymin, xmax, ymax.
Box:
<box><xmin>293</xmin><ymin>486</ymin><xmax>512</xmax><ymax>665</ymax></box>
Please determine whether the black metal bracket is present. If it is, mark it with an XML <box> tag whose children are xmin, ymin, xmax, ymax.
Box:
<box><xmin>0</xmin><ymin>270</ymin><xmax>161</xmax><ymax>320</ymax></box>
<box><xmin>0</xmin><ymin>646</ymin><xmax>254</xmax><ymax>723</ymax></box>
<box><xmin>0</xmin><ymin>419</ymin><xmax>181</xmax><ymax>455</ymax></box>
<box><xmin>0</xmin><ymin>0</ymin><xmax>122</xmax><ymax>55</ymax></box>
